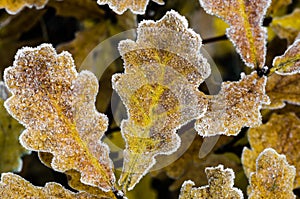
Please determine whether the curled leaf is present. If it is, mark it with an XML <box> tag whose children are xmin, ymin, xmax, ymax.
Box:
<box><xmin>113</xmin><ymin>10</ymin><xmax>210</xmax><ymax>190</ymax></box>
<box><xmin>271</xmin><ymin>38</ymin><xmax>300</xmax><ymax>75</ymax></box>
<box><xmin>271</xmin><ymin>8</ymin><xmax>300</xmax><ymax>44</ymax></box>
<box><xmin>195</xmin><ymin>72</ymin><xmax>270</xmax><ymax>136</ymax></box>
<box><xmin>0</xmin><ymin>0</ymin><xmax>48</xmax><ymax>15</ymax></box>
<box><xmin>0</xmin><ymin>173</ymin><xmax>101</xmax><ymax>199</ymax></box>
<box><xmin>179</xmin><ymin>165</ymin><xmax>243</xmax><ymax>199</ymax></box>
<box><xmin>247</xmin><ymin>148</ymin><xmax>296</xmax><ymax>198</ymax></box>
<box><xmin>3</xmin><ymin>44</ymin><xmax>115</xmax><ymax>191</ymax></box>
<box><xmin>97</xmin><ymin>0</ymin><xmax>164</xmax><ymax>15</ymax></box>
<box><xmin>264</xmin><ymin>73</ymin><xmax>300</xmax><ymax>109</ymax></box>
<box><xmin>199</xmin><ymin>0</ymin><xmax>271</xmax><ymax>68</ymax></box>
<box><xmin>242</xmin><ymin>112</ymin><xmax>300</xmax><ymax>188</ymax></box>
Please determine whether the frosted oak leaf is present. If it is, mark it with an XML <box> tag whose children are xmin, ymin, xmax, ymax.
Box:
<box><xmin>195</xmin><ymin>71</ymin><xmax>270</xmax><ymax>137</ymax></box>
<box><xmin>248</xmin><ymin>148</ymin><xmax>296</xmax><ymax>199</ymax></box>
<box><xmin>97</xmin><ymin>0</ymin><xmax>164</xmax><ymax>15</ymax></box>
<box><xmin>112</xmin><ymin>10</ymin><xmax>210</xmax><ymax>191</ymax></box>
<box><xmin>0</xmin><ymin>0</ymin><xmax>48</xmax><ymax>14</ymax></box>
<box><xmin>3</xmin><ymin>44</ymin><xmax>115</xmax><ymax>192</ymax></box>
<box><xmin>0</xmin><ymin>173</ymin><xmax>101</xmax><ymax>199</ymax></box>
<box><xmin>242</xmin><ymin>113</ymin><xmax>300</xmax><ymax>188</ymax></box>
<box><xmin>179</xmin><ymin>165</ymin><xmax>243</xmax><ymax>199</ymax></box>
<box><xmin>271</xmin><ymin>38</ymin><xmax>300</xmax><ymax>75</ymax></box>
<box><xmin>199</xmin><ymin>0</ymin><xmax>271</xmax><ymax>68</ymax></box>
<box><xmin>264</xmin><ymin>73</ymin><xmax>300</xmax><ymax>109</ymax></box>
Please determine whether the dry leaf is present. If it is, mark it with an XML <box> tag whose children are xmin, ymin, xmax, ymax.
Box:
<box><xmin>242</xmin><ymin>112</ymin><xmax>300</xmax><ymax>188</ymax></box>
<box><xmin>0</xmin><ymin>0</ymin><xmax>48</xmax><ymax>14</ymax></box>
<box><xmin>271</xmin><ymin>8</ymin><xmax>300</xmax><ymax>44</ymax></box>
<box><xmin>0</xmin><ymin>173</ymin><xmax>102</xmax><ymax>199</ymax></box>
<box><xmin>271</xmin><ymin>38</ymin><xmax>300</xmax><ymax>75</ymax></box>
<box><xmin>264</xmin><ymin>73</ymin><xmax>300</xmax><ymax>109</ymax></box>
<box><xmin>199</xmin><ymin>0</ymin><xmax>271</xmax><ymax>68</ymax></box>
<box><xmin>179</xmin><ymin>165</ymin><xmax>243</xmax><ymax>199</ymax></box>
<box><xmin>97</xmin><ymin>0</ymin><xmax>164</xmax><ymax>15</ymax></box>
<box><xmin>112</xmin><ymin>10</ymin><xmax>210</xmax><ymax>191</ymax></box>
<box><xmin>195</xmin><ymin>71</ymin><xmax>270</xmax><ymax>136</ymax></box>
<box><xmin>247</xmin><ymin>148</ymin><xmax>296</xmax><ymax>199</ymax></box>
<box><xmin>3</xmin><ymin>44</ymin><xmax>115</xmax><ymax>192</ymax></box>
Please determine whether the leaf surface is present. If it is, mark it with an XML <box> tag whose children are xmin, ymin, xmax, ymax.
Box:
<box><xmin>3</xmin><ymin>44</ymin><xmax>115</xmax><ymax>192</ymax></box>
<box><xmin>0</xmin><ymin>173</ymin><xmax>102</xmax><ymax>199</ymax></box>
<box><xmin>242</xmin><ymin>112</ymin><xmax>300</xmax><ymax>188</ymax></box>
<box><xmin>264</xmin><ymin>73</ymin><xmax>300</xmax><ymax>109</ymax></box>
<box><xmin>199</xmin><ymin>0</ymin><xmax>271</xmax><ymax>68</ymax></box>
<box><xmin>247</xmin><ymin>148</ymin><xmax>296</xmax><ymax>198</ymax></box>
<box><xmin>0</xmin><ymin>0</ymin><xmax>48</xmax><ymax>14</ymax></box>
<box><xmin>112</xmin><ymin>10</ymin><xmax>210</xmax><ymax>191</ymax></box>
<box><xmin>179</xmin><ymin>165</ymin><xmax>243</xmax><ymax>199</ymax></box>
<box><xmin>97</xmin><ymin>0</ymin><xmax>164</xmax><ymax>15</ymax></box>
<box><xmin>195</xmin><ymin>72</ymin><xmax>270</xmax><ymax>136</ymax></box>
<box><xmin>271</xmin><ymin>8</ymin><xmax>300</xmax><ymax>44</ymax></box>
<box><xmin>271</xmin><ymin>38</ymin><xmax>300</xmax><ymax>75</ymax></box>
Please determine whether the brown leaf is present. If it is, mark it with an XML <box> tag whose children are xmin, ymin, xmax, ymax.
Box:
<box><xmin>0</xmin><ymin>173</ymin><xmax>103</xmax><ymax>199</ymax></box>
<box><xmin>0</xmin><ymin>0</ymin><xmax>48</xmax><ymax>14</ymax></box>
<box><xmin>242</xmin><ymin>112</ymin><xmax>300</xmax><ymax>188</ymax></box>
<box><xmin>97</xmin><ymin>0</ymin><xmax>164</xmax><ymax>15</ymax></box>
<box><xmin>3</xmin><ymin>44</ymin><xmax>115</xmax><ymax>191</ymax></box>
<box><xmin>113</xmin><ymin>10</ymin><xmax>210</xmax><ymax>191</ymax></box>
<box><xmin>264</xmin><ymin>73</ymin><xmax>300</xmax><ymax>109</ymax></box>
<box><xmin>179</xmin><ymin>165</ymin><xmax>243</xmax><ymax>199</ymax></box>
<box><xmin>195</xmin><ymin>72</ymin><xmax>270</xmax><ymax>136</ymax></box>
<box><xmin>247</xmin><ymin>148</ymin><xmax>296</xmax><ymax>198</ymax></box>
<box><xmin>199</xmin><ymin>0</ymin><xmax>271</xmax><ymax>68</ymax></box>
<box><xmin>271</xmin><ymin>38</ymin><xmax>300</xmax><ymax>75</ymax></box>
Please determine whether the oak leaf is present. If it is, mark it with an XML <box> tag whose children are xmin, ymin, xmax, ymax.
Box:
<box><xmin>195</xmin><ymin>72</ymin><xmax>270</xmax><ymax>136</ymax></box>
<box><xmin>97</xmin><ymin>0</ymin><xmax>164</xmax><ymax>15</ymax></box>
<box><xmin>112</xmin><ymin>10</ymin><xmax>210</xmax><ymax>191</ymax></box>
<box><xmin>3</xmin><ymin>44</ymin><xmax>115</xmax><ymax>192</ymax></box>
<box><xmin>242</xmin><ymin>112</ymin><xmax>300</xmax><ymax>188</ymax></box>
<box><xmin>0</xmin><ymin>82</ymin><xmax>29</xmax><ymax>173</ymax></box>
<box><xmin>247</xmin><ymin>148</ymin><xmax>296</xmax><ymax>198</ymax></box>
<box><xmin>264</xmin><ymin>73</ymin><xmax>300</xmax><ymax>109</ymax></box>
<box><xmin>0</xmin><ymin>0</ymin><xmax>48</xmax><ymax>15</ymax></box>
<box><xmin>271</xmin><ymin>38</ymin><xmax>300</xmax><ymax>75</ymax></box>
<box><xmin>271</xmin><ymin>8</ymin><xmax>300</xmax><ymax>44</ymax></box>
<box><xmin>0</xmin><ymin>173</ymin><xmax>102</xmax><ymax>199</ymax></box>
<box><xmin>199</xmin><ymin>0</ymin><xmax>271</xmax><ymax>68</ymax></box>
<box><xmin>179</xmin><ymin>165</ymin><xmax>243</xmax><ymax>199</ymax></box>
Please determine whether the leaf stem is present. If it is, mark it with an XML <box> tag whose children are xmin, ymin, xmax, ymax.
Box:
<box><xmin>202</xmin><ymin>34</ymin><xmax>228</xmax><ymax>44</ymax></box>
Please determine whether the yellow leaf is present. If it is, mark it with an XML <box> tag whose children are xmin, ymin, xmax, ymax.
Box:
<box><xmin>0</xmin><ymin>173</ymin><xmax>103</xmax><ymax>199</ymax></box>
<box><xmin>3</xmin><ymin>44</ymin><xmax>115</xmax><ymax>192</ymax></box>
<box><xmin>271</xmin><ymin>8</ymin><xmax>300</xmax><ymax>44</ymax></box>
<box><xmin>179</xmin><ymin>165</ymin><xmax>243</xmax><ymax>199</ymax></box>
<box><xmin>242</xmin><ymin>112</ymin><xmax>300</xmax><ymax>188</ymax></box>
<box><xmin>112</xmin><ymin>10</ymin><xmax>209</xmax><ymax>191</ymax></box>
<box><xmin>195</xmin><ymin>72</ymin><xmax>270</xmax><ymax>136</ymax></box>
<box><xmin>247</xmin><ymin>148</ymin><xmax>296</xmax><ymax>198</ymax></box>
<box><xmin>271</xmin><ymin>38</ymin><xmax>300</xmax><ymax>75</ymax></box>
<box><xmin>264</xmin><ymin>73</ymin><xmax>300</xmax><ymax>109</ymax></box>
<box><xmin>97</xmin><ymin>0</ymin><xmax>164</xmax><ymax>15</ymax></box>
<box><xmin>0</xmin><ymin>0</ymin><xmax>48</xmax><ymax>15</ymax></box>
<box><xmin>0</xmin><ymin>82</ymin><xmax>29</xmax><ymax>173</ymax></box>
<box><xmin>199</xmin><ymin>0</ymin><xmax>271</xmax><ymax>68</ymax></box>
